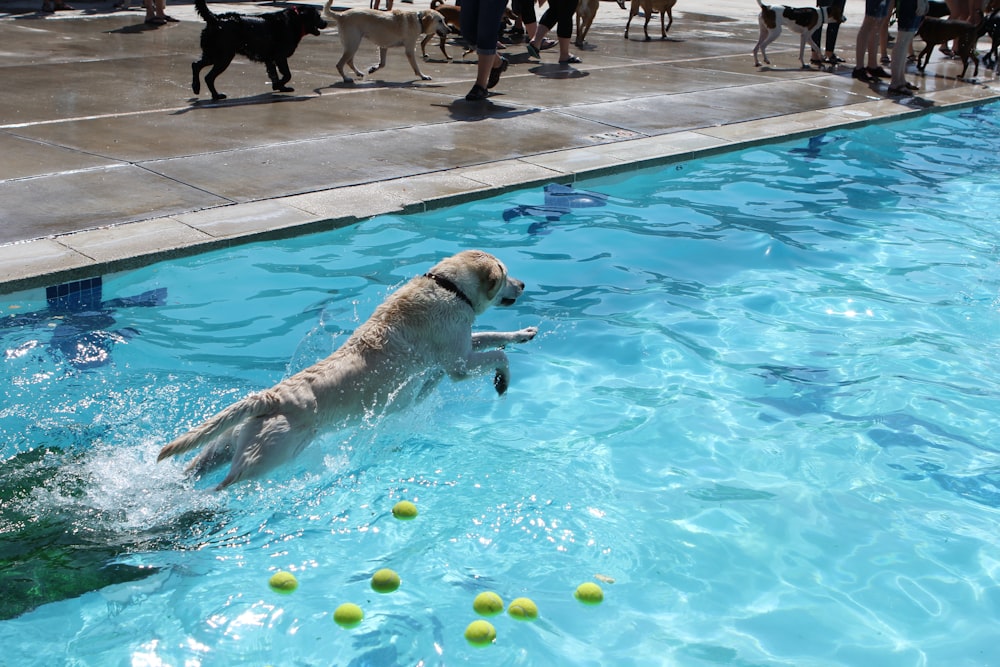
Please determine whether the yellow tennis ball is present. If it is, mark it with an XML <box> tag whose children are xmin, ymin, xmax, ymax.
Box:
<box><xmin>268</xmin><ymin>571</ymin><xmax>298</xmax><ymax>594</ymax></box>
<box><xmin>507</xmin><ymin>596</ymin><xmax>538</xmax><ymax>620</ymax></box>
<box><xmin>333</xmin><ymin>603</ymin><xmax>364</xmax><ymax>628</ymax></box>
<box><xmin>392</xmin><ymin>500</ymin><xmax>418</xmax><ymax>520</ymax></box>
<box><xmin>574</xmin><ymin>582</ymin><xmax>604</xmax><ymax>605</ymax></box>
<box><xmin>464</xmin><ymin>619</ymin><xmax>496</xmax><ymax>647</ymax></box>
<box><xmin>472</xmin><ymin>591</ymin><xmax>504</xmax><ymax>616</ymax></box>
<box><xmin>370</xmin><ymin>568</ymin><xmax>401</xmax><ymax>593</ymax></box>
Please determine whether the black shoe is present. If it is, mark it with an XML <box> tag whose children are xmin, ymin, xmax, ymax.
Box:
<box><xmin>867</xmin><ymin>66</ymin><xmax>891</xmax><ymax>78</ymax></box>
<box><xmin>487</xmin><ymin>56</ymin><xmax>508</xmax><ymax>89</ymax></box>
<box><xmin>465</xmin><ymin>84</ymin><xmax>489</xmax><ymax>101</ymax></box>
<box><xmin>852</xmin><ymin>67</ymin><xmax>875</xmax><ymax>82</ymax></box>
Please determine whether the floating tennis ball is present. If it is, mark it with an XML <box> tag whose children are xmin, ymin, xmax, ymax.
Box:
<box><xmin>464</xmin><ymin>619</ymin><xmax>497</xmax><ymax>647</ymax></box>
<box><xmin>472</xmin><ymin>591</ymin><xmax>504</xmax><ymax>616</ymax></box>
<box><xmin>333</xmin><ymin>603</ymin><xmax>364</xmax><ymax>628</ymax></box>
<box><xmin>507</xmin><ymin>597</ymin><xmax>538</xmax><ymax>620</ymax></box>
<box><xmin>268</xmin><ymin>571</ymin><xmax>298</xmax><ymax>594</ymax></box>
<box><xmin>392</xmin><ymin>500</ymin><xmax>418</xmax><ymax>520</ymax></box>
<box><xmin>574</xmin><ymin>582</ymin><xmax>604</xmax><ymax>605</ymax></box>
<box><xmin>370</xmin><ymin>568</ymin><xmax>401</xmax><ymax>593</ymax></box>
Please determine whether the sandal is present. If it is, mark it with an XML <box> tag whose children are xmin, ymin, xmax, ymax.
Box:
<box><xmin>540</xmin><ymin>38</ymin><xmax>556</xmax><ymax>50</ymax></box>
<box><xmin>887</xmin><ymin>85</ymin><xmax>912</xmax><ymax>95</ymax></box>
<box><xmin>559</xmin><ymin>54</ymin><xmax>581</xmax><ymax>64</ymax></box>
<box><xmin>825</xmin><ymin>54</ymin><xmax>845</xmax><ymax>64</ymax></box>
<box><xmin>526</xmin><ymin>42</ymin><xmax>540</xmax><ymax>59</ymax></box>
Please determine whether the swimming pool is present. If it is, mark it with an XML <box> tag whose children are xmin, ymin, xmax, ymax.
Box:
<box><xmin>3</xmin><ymin>102</ymin><xmax>1000</xmax><ymax>665</ymax></box>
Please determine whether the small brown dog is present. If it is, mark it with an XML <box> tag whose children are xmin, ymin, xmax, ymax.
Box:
<box><xmin>622</xmin><ymin>0</ymin><xmax>677</xmax><ymax>41</ymax></box>
<box><xmin>422</xmin><ymin>0</ymin><xmax>462</xmax><ymax>60</ymax></box>
<box><xmin>915</xmin><ymin>15</ymin><xmax>982</xmax><ymax>80</ymax></box>
<box><xmin>574</xmin><ymin>0</ymin><xmax>600</xmax><ymax>47</ymax></box>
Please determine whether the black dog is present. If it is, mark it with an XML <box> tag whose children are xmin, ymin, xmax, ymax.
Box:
<box><xmin>191</xmin><ymin>0</ymin><xmax>327</xmax><ymax>101</ymax></box>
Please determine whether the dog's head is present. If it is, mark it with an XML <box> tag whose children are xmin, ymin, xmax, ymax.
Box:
<box><xmin>429</xmin><ymin>250</ymin><xmax>525</xmax><ymax>314</ymax></box>
<box><xmin>419</xmin><ymin>9</ymin><xmax>450</xmax><ymax>38</ymax></box>
<box><xmin>291</xmin><ymin>5</ymin><xmax>328</xmax><ymax>35</ymax></box>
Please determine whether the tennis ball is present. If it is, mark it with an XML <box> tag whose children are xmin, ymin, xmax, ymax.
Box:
<box><xmin>333</xmin><ymin>603</ymin><xmax>364</xmax><ymax>628</ymax></box>
<box><xmin>268</xmin><ymin>571</ymin><xmax>298</xmax><ymax>594</ymax></box>
<box><xmin>370</xmin><ymin>568</ymin><xmax>401</xmax><ymax>593</ymax></box>
<box><xmin>392</xmin><ymin>500</ymin><xmax>418</xmax><ymax>520</ymax></box>
<box><xmin>464</xmin><ymin>619</ymin><xmax>497</xmax><ymax>647</ymax></box>
<box><xmin>472</xmin><ymin>591</ymin><xmax>504</xmax><ymax>616</ymax></box>
<box><xmin>507</xmin><ymin>597</ymin><xmax>538</xmax><ymax>620</ymax></box>
<box><xmin>574</xmin><ymin>582</ymin><xmax>604</xmax><ymax>605</ymax></box>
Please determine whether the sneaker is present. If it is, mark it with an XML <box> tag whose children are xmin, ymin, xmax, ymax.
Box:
<box><xmin>851</xmin><ymin>67</ymin><xmax>874</xmax><ymax>82</ymax></box>
<box><xmin>487</xmin><ymin>55</ymin><xmax>508</xmax><ymax>89</ymax></box>
<box><xmin>465</xmin><ymin>84</ymin><xmax>489</xmax><ymax>101</ymax></box>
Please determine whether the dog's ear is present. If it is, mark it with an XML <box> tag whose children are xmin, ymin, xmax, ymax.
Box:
<box><xmin>484</xmin><ymin>259</ymin><xmax>506</xmax><ymax>300</ymax></box>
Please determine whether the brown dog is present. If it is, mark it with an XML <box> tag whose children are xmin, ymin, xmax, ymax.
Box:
<box><xmin>622</xmin><ymin>0</ymin><xmax>677</xmax><ymax>41</ymax></box>
<box><xmin>915</xmin><ymin>15</ymin><xmax>982</xmax><ymax>80</ymax></box>
<box><xmin>422</xmin><ymin>0</ymin><xmax>462</xmax><ymax>60</ymax></box>
<box><xmin>753</xmin><ymin>0</ymin><xmax>846</xmax><ymax>69</ymax></box>
<box><xmin>574</xmin><ymin>0</ymin><xmax>600</xmax><ymax>47</ymax></box>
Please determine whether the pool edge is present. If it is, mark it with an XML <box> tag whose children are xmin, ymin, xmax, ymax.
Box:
<box><xmin>2</xmin><ymin>87</ymin><xmax>998</xmax><ymax>296</ymax></box>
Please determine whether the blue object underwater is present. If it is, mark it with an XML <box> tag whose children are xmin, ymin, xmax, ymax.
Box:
<box><xmin>503</xmin><ymin>183</ymin><xmax>609</xmax><ymax>233</ymax></box>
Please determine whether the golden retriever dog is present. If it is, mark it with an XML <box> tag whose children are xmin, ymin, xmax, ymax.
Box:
<box><xmin>322</xmin><ymin>2</ymin><xmax>449</xmax><ymax>82</ymax></box>
<box><xmin>622</xmin><ymin>0</ymin><xmax>677</xmax><ymax>41</ymax></box>
<box><xmin>158</xmin><ymin>250</ymin><xmax>538</xmax><ymax>490</ymax></box>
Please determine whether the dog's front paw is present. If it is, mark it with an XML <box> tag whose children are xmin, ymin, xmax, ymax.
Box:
<box><xmin>516</xmin><ymin>326</ymin><xmax>539</xmax><ymax>343</ymax></box>
<box><xmin>493</xmin><ymin>369</ymin><xmax>509</xmax><ymax>395</ymax></box>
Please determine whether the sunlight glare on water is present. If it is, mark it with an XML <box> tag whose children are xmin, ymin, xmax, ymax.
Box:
<box><xmin>2</xmin><ymin>103</ymin><xmax>1000</xmax><ymax>666</ymax></box>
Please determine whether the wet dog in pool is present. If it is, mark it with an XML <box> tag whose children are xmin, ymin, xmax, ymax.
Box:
<box><xmin>158</xmin><ymin>250</ymin><xmax>538</xmax><ymax>489</ymax></box>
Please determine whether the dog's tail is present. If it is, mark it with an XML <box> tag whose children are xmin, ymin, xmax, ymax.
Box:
<box><xmin>157</xmin><ymin>391</ymin><xmax>279</xmax><ymax>462</ymax></box>
<box><xmin>194</xmin><ymin>0</ymin><xmax>217</xmax><ymax>26</ymax></box>
<box><xmin>322</xmin><ymin>0</ymin><xmax>340</xmax><ymax>21</ymax></box>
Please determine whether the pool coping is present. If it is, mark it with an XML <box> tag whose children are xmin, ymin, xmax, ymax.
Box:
<box><xmin>1</xmin><ymin>83</ymin><xmax>997</xmax><ymax>296</ymax></box>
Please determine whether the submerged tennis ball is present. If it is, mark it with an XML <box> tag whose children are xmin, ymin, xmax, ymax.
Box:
<box><xmin>574</xmin><ymin>582</ymin><xmax>604</xmax><ymax>605</ymax></box>
<box><xmin>268</xmin><ymin>571</ymin><xmax>298</xmax><ymax>594</ymax></box>
<box><xmin>507</xmin><ymin>596</ymin><xmax>538</xmax><ymax>620</ymax></box>
<box><xmin>392</xmin><ymin>500</ymin><xmax>419</xmax><ymax>520</ymax></box>
<box><xmin>370</xmin><ymin>568</ymin><xmax>401</xmax><ymax>593</ymax></box>
<box><xmin>464</xmin><ymin>619</ymin><xmax>497</xmax><ymax>647</ymax></box>
<box><xmin>333</xmin><ymin>603</ymin><xmax>364</xmax><ymax>628</ymax></box>
<box><xmin>472</xmin><ymin>591</ymin><xmax>504</xmax><ymax>616</ymax></box>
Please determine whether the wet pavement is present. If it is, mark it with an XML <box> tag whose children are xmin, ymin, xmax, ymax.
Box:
<box><xmin>1</xmin><ymin>0</ymin><xmax>998</xmax><ymax>293</ymax></box>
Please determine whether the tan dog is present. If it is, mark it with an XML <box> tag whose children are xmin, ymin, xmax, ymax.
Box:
<box><xmin>622</xmin><ymin>0</ymin><xmax>677</xmax><ymax>41</ymax></box>
<box><xmin>423</xmin><ymin>0</ymin><xmax>462</xmax><ymax>60</ymax></box>
<box><xmin>158</xmin><ymin>250</ymin><xmax>539</xmax><ymax>490</ymax></box>
<box><xmin>322</xmin><ymin>2</ymin><xmax>449</xmax><ymax>82</ymax></box>
<box><xmin>574</xmin><ymin>0</ymin><xmax>600</xmax><ymax>47</ymax></box>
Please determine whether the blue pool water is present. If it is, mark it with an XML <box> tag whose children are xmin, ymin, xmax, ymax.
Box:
<box><xmin>3</xmin><ymin>103</ymin><xmax>1000</xmax><ymax>665</ymax></box>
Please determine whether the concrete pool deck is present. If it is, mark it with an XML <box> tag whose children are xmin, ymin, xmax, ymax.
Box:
<box><xmin>2</xmin><ymin>0</ymin><xmax>999</xmax><ymax>294</ymax></box>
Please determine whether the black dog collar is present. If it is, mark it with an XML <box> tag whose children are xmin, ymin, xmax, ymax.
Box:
<box><xmin>425</xmin><ymin>272</ymin><xmax>474</xmax><ymax>310</ymax></box>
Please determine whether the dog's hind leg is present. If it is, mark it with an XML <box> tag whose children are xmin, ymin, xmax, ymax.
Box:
<box><xmin>192</xmin><ymin>58</ymin><xmax>207</xmax><ymax>94</ymax></box>
<box><xmin>203</xmin><ymin>56</ymin><xmax>234</xmax><ymax>100</ymax></box>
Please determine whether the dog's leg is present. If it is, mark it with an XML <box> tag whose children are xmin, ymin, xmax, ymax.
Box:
<box><xmin>643</xmin><ymin>11</ymin><xmax>652</xmax><ymax>41</ymax></box>
<box><xmin>203</xmin><ymin>57</ymin><xmax>234</xmax><ymax>101</ymax></box>
<box><xmin>421</xmin><ymin>32</ymin><xmax>432</xmax><ymax>59</ymax></box>
<box><xmin>192</xmin><ymin>58</ymin><xmax>207</xmax><ymax>95</ymax></box>
<box><xmin>338</xmin><ymin>35</ymin><xmax>366</xmax><ymax>83</ymax></box>
<box><xmin>438</xmin><ymin>34</ymin><xmax>450</xmax><ymax>60</ymax></box>
<box><xmin>266</xmin><ymin>58</ymin><xmax>295</xmax><ymax>93</ymax></box>
<box><xmin>367</xmin><ymin>46</ymin><xmax>389</xmax><ymax>75</ymax></box>
<box><xmin>758</xmin><ymin>26</ymin><xmax>781</xmax><ymax>66</ymax></box>
<box><xmin>753</xmin><ymin>21</ymin><xmax>769</xmax><ymax>66</ymax></box>
<box><xmin>471</xmin><ymin>327</ymin><xmax>538</xmax><ymax>350</ymax></box>
<box><xmin>402</xmin><ymin>45</ymin><xmax>432</xmax><ymax>80</ymax></box>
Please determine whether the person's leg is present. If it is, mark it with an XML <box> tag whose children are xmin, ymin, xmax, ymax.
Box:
<box><xmin>890</xmin><ymin>0</ymin><xmax>919</xmax><ymax>90</ymax></box>
<box><xmin>812</xmin><ymin>0</ymin><xmax>831</xmax><ymax>62</ymax></box>
<box><xmin>554</xmin><ymin>0</ymin><xmax>578</xmax><ymax>62</ymax></box>
<box><xmin>528</xmin><ymin>6</ymin><xmax>555</xmax><ymax>56</ymax></box>
<box><xmin>462</xmin><ymin>0</ymin><xmax>507</xmax><ymax>99</ymax></box>
<box><xmin>824</xmin><ymin>0</ymin><xmax>846</xmax><ymax>59</ymax></box>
